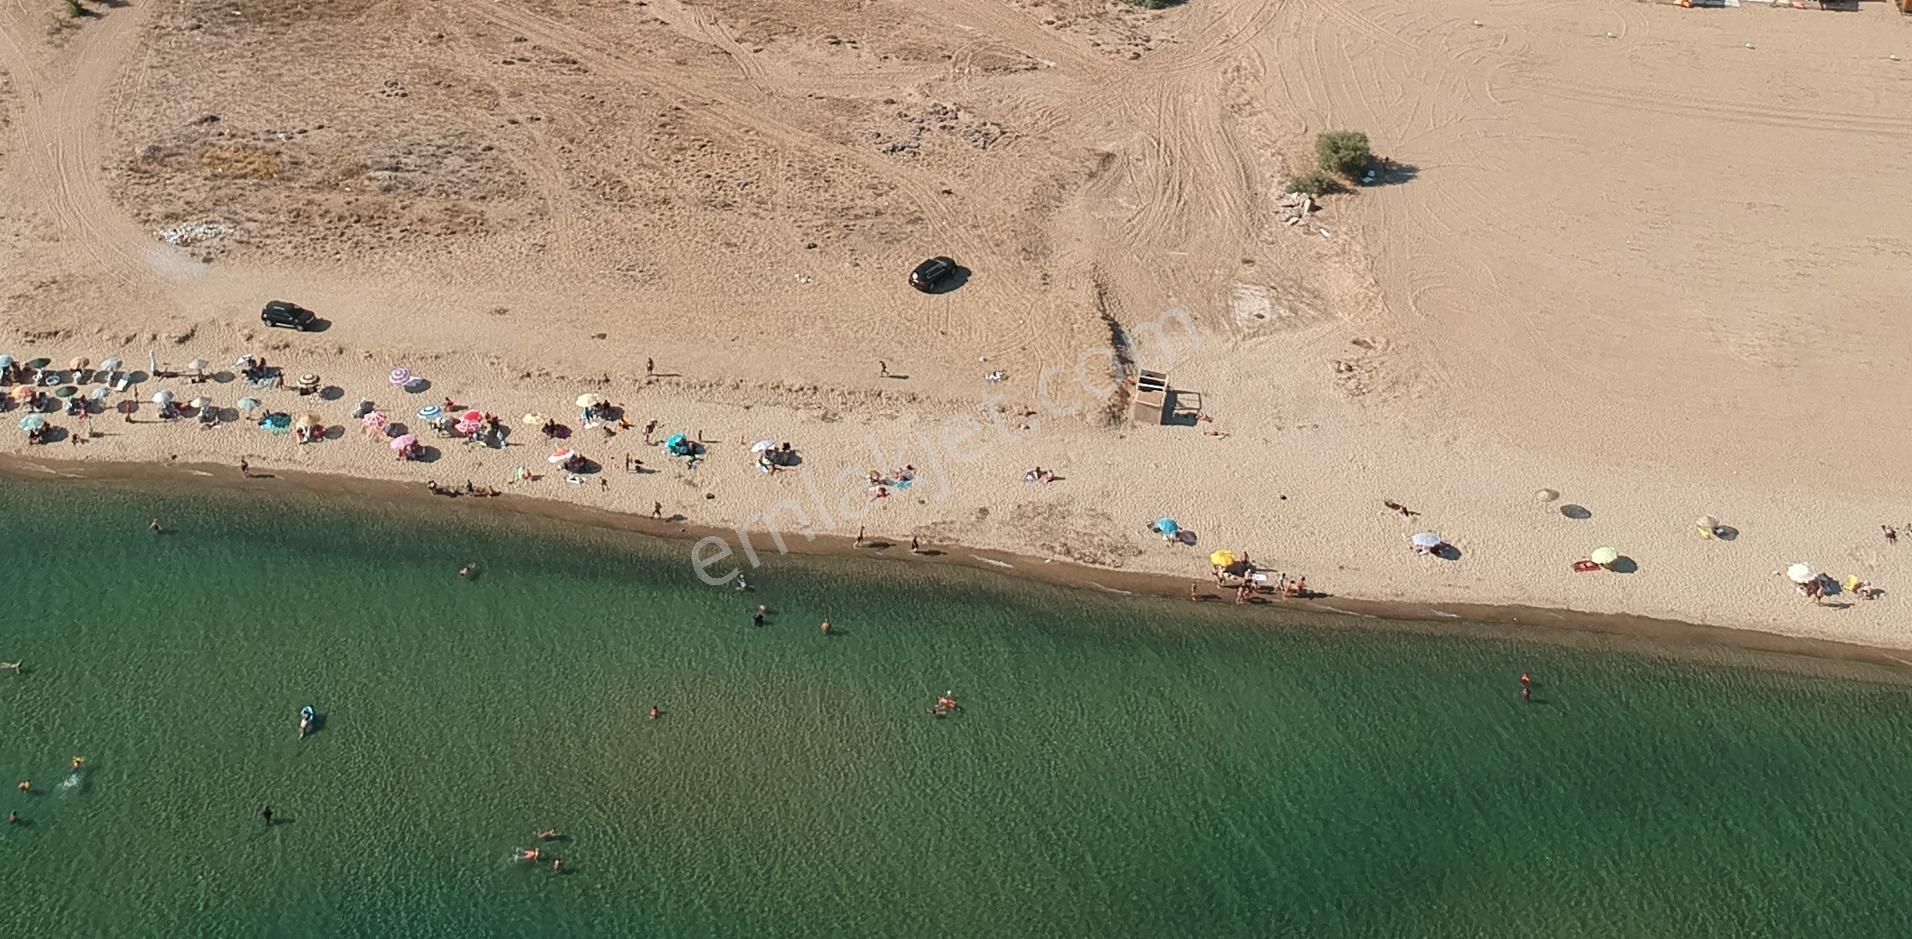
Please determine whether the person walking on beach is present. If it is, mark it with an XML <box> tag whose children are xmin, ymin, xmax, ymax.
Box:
<box><xmin>910</xmin><ymin>535</ymin><xmax>921</xmax><ymax>554</ymax></box>
<box><xmin>652</xmin><ymin>501</ymin><xmax>663</xmax><ymax>520</ymax></box>
<box><xmin>238</xmin><ymin>458</ymin><xmax>249</xmax><ymax>478</ymax></box>
<box><xmin>645</xmin><ymin>357</ymin><xmax>655</xmax><ymax>378</ymax></box>
<box><xmin>261</xmin><ymin>805</ymin><xmax>274</xmax><ymax>827</ymax></box>
<box><xmin>879</xmin><ymin>360</ymin><xmax>888</xmax><ymax>378</ymax></box>
<box><xmin>855</xmin><ymin>526</ymin><xmax>865</xmax><ymax>547</ymax></box>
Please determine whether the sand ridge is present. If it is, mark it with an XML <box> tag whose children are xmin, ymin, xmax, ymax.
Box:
<box><xmin>0</xmin><ymin>0</ymin><xmax>1908</xmax><ymax>647</ymax></box>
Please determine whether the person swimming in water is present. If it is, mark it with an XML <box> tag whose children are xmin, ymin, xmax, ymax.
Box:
<box><xmin>70</xmin><ymin>757</ymin><xmax>85</xmax><ymax>771</ymax></box>
<box><xmin>536</xmin><ymin>828</ymin><xmax>559</xmax><ymax>841</ymax></box>
<box><xmin>16</xmin><ymin>780</ymin><xmax>29</xmax><ymax>793</ymax></box>
<box><xmin>552</xmin><ymin>858</ymin><xmax>564</xmax><ymax>874</ymax></box>
<box><xmin>648</xmin><ymin>705</ymin><xmax>661</xmax><ymax>720</ymax></box>
<box><xmin>518</xmin><ymin>848</ymin><xmax>541</xmax><ymax>862</ymax></box>
<box><xmin>0</xmin><ymin>661</ymin><xmax>21</xmax><ymax>673</ymax></box>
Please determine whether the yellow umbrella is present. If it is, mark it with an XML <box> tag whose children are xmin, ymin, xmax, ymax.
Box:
<box><xmin>1590</xmin><ymin>546</ymin><xmax>1618</xmax><ymax>567</ymax></box>
<box><xmin>294</xmin><ymin>412</ymin><xmax>324</xmax><ymax>428</ymax></box>
<box><xmin>1209</xmin><ymin>550</ymin><xmax>1236</xmax><ymax>568</ymax></box>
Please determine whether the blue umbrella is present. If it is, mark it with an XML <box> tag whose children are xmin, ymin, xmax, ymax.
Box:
<box><xmin>417</xmin><ymin>404</ymin><xmax>443</xmax><ymax>421</ymax></box>
<box><xmin>0</xmin><ymin>355</ymin><xmax>12</xmax><ymax>368</ymax></box>
<box><xmin>18</xmin><ymin>414</ymin><xmax>45</xmax><ymax>432</ymax></box>
<box><xmin>1154</xmin><ymin>517</ymin><xmax>1180</xmax><ymax>537</ymax></box>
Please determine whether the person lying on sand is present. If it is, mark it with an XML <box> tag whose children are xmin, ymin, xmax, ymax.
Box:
<box><xmin>1383</xmin><ymin>500</ymin><xmax>1420</xmax><ymax>518</ymax></box>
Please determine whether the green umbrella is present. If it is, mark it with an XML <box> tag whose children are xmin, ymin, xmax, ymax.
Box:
<box><xmin>52</xmin><ymin>386</ymin><xmax>78</xmax><ymax>398</ymax></box>
<box><xmin>24</xmin><ymin>357</ymin><xmax>50</xmax><ymax>370</ymax></box>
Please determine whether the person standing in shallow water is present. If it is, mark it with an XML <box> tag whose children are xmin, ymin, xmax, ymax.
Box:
<box><xmin>261</xmin><ymin>805</ymin><xmax>274</xmax><ymax>826</ymax></box>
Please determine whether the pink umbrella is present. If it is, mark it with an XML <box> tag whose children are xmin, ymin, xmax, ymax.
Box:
<box><xmin>548</xmin><ymin>447</ymin><xmax>577</xmax><ymax>465</ymax></box>
<box><xmin>389</xmin><ymin>433</ymin><xmax>418</xmax><ymax>451</ymax></box>
<box><xmin>389</xmin><ymin>367</ymin><xmax>412</xmax><ymax>387</ymax></box>
<box><xmin>361</xmin><ymin>410</ymin><xmax>389</xmax><ymax>429</ymax></box>
<box><xmin>460</xmin><ymin>409</ymin><xmax>485</xmax><ymax>425</ymax></box>
<box><xmin>456</xmin><ymin>418</ymin><xmax>484</xmax><ymax>436</ymax></box>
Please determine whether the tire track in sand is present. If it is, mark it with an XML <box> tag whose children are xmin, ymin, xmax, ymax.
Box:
<box><xmin>3</xmin><ymin>2</ymin><xmax>201</xmax><ymax>287</ymax></box>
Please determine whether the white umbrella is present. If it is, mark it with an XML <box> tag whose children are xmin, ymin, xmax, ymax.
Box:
<box><xmin>1590</xmin><ymin>546</ymin><xmax>1619</xmax><ymax>567</ymax></box>
<box><xmin>750</xmin><ymin>439</ymin><xmax>776</xmax><ymax>453</ymax></box>
<box><xmin>548</xmin><ymin>448</ymin><xmax>577</xmax><ymax>465</ymax></box>
<box><xmin>88</xmin><ymin>387</ymin><xmax>112</xmax><ymax>402</ymax></box>
<box><xmin>189</xmin><ymin>396</ymin><xmax>213</xmax><ymax>409</ymax></box>
<box><xmin>188</xmin><ymin>358</ymin><xmax>208</xmax><ymax>371</ymax></box>
<box><xmin>1786</xmin><ymin>563</ymin><xmax>1814</xmax><ymax>585</ymax></box>
<box><xmin>576</xmin><ymin>393</ymin><xmax>606</xmax><ymax>409</ymax></box>
<box><xmin>1410</xmin><ymin>532</ymin><xmax>1443</xmax><ymax>549</ymax></box>
<box><xmin>237</xmin><ymin>397</ymin><xmax>263</xmax><ymax>413</ymax></box>
<box><xmin>1534</xmin><ymin>488</ymin><xmax>1559</xmax><ymax>503</ymax></box>
<box><xmin>152</xmin><ymin>390</ymin><xmax>175</xmax><ymax>405</ymax></box>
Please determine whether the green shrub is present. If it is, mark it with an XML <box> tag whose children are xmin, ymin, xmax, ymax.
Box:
<box><xmin>64</xmin><ymin>0</ymin><xmax>87</xmax><ymax>16</ymax></box>
<box><xmin>1286</xmin><ymin>171</ymin><xmax>1339</xmax><ymax>197</ymax></box>
<box><xmin>1315</xmin><ymin>130</ymin><xmax>1373</xmax><ymax>181</ymax></box>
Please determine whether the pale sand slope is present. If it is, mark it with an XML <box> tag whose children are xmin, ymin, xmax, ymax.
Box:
<box><xmin>0</xmin><ymin>1</ymin><xmax>1907</xmax><ymax>646</ymax></box>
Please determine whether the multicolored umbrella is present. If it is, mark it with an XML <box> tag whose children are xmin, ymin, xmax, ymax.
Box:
<box><xmin>389</xmin><ymin>367</ymin><xmax>412</xmax><ymax>387</ymax></box>
<box><xmin>548</xmin><ymin>447</ymin><xmax>578</xmax><ymax>465</ymax></box>
<box><xmin>361</xmin><ymin>411</ymin><xmax>389</xmax><ymax>429</ymax></box>
<box><xmin>190</xmin><ymin>396</ymin><xmax>212</xmax><ymax>410</ymax></box>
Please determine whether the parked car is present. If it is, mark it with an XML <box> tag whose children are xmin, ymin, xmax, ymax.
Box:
<box><xmin>260</xmin><ymin>300</ymin><xmax>318</xmax><ymax>331</ymax></box>
<box><xmin>909</xmin><ymin>256</ymin><xmax>957</xmax><ymax>292</ymax></box>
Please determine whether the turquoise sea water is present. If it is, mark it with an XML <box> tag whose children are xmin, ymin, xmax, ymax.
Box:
<box><xmin>2</xmin><ymin>477</ymin><xmax>1911</xmax><ymax>937</ymax></box>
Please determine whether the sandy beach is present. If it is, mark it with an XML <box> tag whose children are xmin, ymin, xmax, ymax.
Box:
<box><xmin>2</xmin><ymin>0</ymin><xmax>1908</xmax><ymax>646</ymax></box>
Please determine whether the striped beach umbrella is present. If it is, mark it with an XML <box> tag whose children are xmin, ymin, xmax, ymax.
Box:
<box><xmin>361</xmin><ymin>410</ymin><xmax>389</xmax><ymax>429</ymax></box>
<box><xmin>416</xmin><ymin>404</ymin><xmax>442</xmax><ymax>421</ymax></box>
<box><xmin>389</xmin><ymin>367</ymin><xmax>412</xmax><ymax>387</ymax></box>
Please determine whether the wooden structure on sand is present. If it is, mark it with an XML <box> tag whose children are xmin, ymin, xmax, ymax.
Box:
<box><xmin>1130</xmin><ymin>368</ymin><xmax>1169</xmax><ymax>425</ymax></box>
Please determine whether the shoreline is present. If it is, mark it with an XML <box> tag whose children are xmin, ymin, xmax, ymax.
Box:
<box><xmin>9</xmin><ymin>451</ymin><xmax>1911</xmax><ymax>678</ymax></box>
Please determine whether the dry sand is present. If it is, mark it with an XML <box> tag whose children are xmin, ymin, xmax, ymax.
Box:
<box><xmin>1</xmin><ymin>0</ymin><xmax>1908</xmax><ymax>646</ymax></box>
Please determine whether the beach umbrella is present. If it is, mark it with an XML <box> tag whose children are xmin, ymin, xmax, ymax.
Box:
<box><xmin>237</xmin><ymin>397</ymin><xmax>263</xmax><ymax>413</ymax></box>
<box><xmin>53</xmin><ymin>386</ymin><xmax>78</xmax><ymax>399</ymax></box>
<box><xmin>26</xmin><ymin>357</ymin><xmax>50</xmax><ymax>370</ymax></box>
<box><xmin>416</xmin><ymin>404</ymin><xmax>443</xmax><ymax>421</ymax></box>
<box><xmin>99</xmin><ymin>356</ymin><xmax>122</xmax><ymax>373</ymax></box>
<box><xmin>389</xmin><ymin>367</ymin><xmax>412</xmax><ymax>387</ymax></box>
<box><xmin>88</xmin><ymin>387</ymin><xmax>111</xmax><ymax>402</ymax></box>
<box><xmin>548</xmin><ymin>447</ymin><xmax>577</xmax><ymax>465</ymax></box>
<box><xmin>188</xmin><ymin>358</ymin><xmax>207</xmax><ymax>372</ymax></box>
<box><xmin>1695</xmin><ymin>515</ymin><xmax>1720</xmax><ymax>538</ymax></box>
<box><xmin>576</xmin><ymin>393</ymin><xmax>606</xmax><ymax>409</ymax></box>
<box><xmin>1209</xmin><ymin>550</ymin><xmax>1236</xmax><ymax>568</ymax></box>
<box><xmin>1154</xmin><ymin>517</ymin><xmax>1180</xmax><ymax>537</ymax></box>
<box><xmin>298</xmin><ymin>373</ymin><xmax>320</xmax><ymax>388</ymax></box>
<box><xmin>190</xmin><ymin>396</ymin><xmax>212</xmax><ymax>409</ymax></box>
<box><xmin>750</xmin><ymin>439</ymin><xmax>776</xmax><ymax>453</ymax></box>
<box><xmin>151</xmin><ymin>390</ymin><xmax>175</xmax><ymax>405</ymax></box>
<box><xmin>18</xmin><ymin>414</ymin><xmax>45</xmax><ymax>432</ymax></box>
<box><xmin>389</xmin><ymin>433</ymin><xmax>418</xmax><ymax>451</ymax></box>
<box><xmin>460</xmin><ymin>409</ymin><xmax>485</xmax><ymax>426</ymax></box>
<box><xmin>233</xmin><ymin>355</ymin><xmax>254</xmax><ymax>369</ymax></box>
<box><xmin>1786</xmin><ymin>563</ymin><xmax>1815</xmax><ymax>585</ymax></box>
<box><xmin>68</xmin><ymin>356</ymin><xmax>89</xmax><ymax>371</ymax></box>
<box><xmin>522</xmin><ymin>413</ymin><xmax>549</xmax><ymax>427</ymax></box>
<box><xmin>1534</xmin><ymin>488</ymin><xmax>1559</xmax><ymax>503</ymax></box>
<box><xmin>10</xmin><ymin>386</ymin><xmax>34</xmax><ymax>402</ymax></box>
<box><xmin>1411</xmin><ymin>532</ymin><xmax>1443</xmax><ymax>549</ymax></box>
<box><xmin>1590</xmin><ymin>546</ymin><xmax>1619</xmax><ymax>567</ymax></box>
<box><xmin>294</xmin><ymin>412</ymin><xmax>323</xmax><ymax>429</ymax></box>
<box><xmin>361</xmin><ymin>410</ymin><xmax>389</xmax><ymax>429</ymax></box>
<box><xmin>456</xmin><ymin>418</ymin><xmax>485</xmax><ymax>436</ymax></box>
<box><xmin>0</xmin><ymin>355</ymin><xmax>13</xmax><ymax>368</ymax></box>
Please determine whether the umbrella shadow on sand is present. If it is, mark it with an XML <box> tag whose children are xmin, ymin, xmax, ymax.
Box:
<box><xmin>414</xmin><ymin>446</ymin><xmax>443</xmax><ymax>464</ymax></box>
<box><xmin>1607</xmin><ymin>555</ymin><xmax>1639</xmax><ymax>574</ymax></box>
<box><xmin>322</xmin><ymin>426</ymin><xmax>345</xmax><ymax>442</ymax></box>
<box><xmin>405</xmin><ymin>378</ymin><xmax>432</xmax><ymax>395</ymax></box>
<box><xmin>319</xmin><ymin>385</ymin><xmax>345</xmax><ymax>402</ymax></box>
<box><xmin>1433</xmin><ymin>543</ymin><xmax>1463</xmax><ymax>561</ymax></box>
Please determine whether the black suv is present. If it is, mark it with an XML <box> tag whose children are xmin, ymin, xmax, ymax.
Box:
<box><xmin>261</xmin><ymin>300</ymin><xmax>318</xmax><ymax>331</ymax></box>
<box><xmin>909</xmin><ymin>257</ymin><xmax>956</xmax><ymax>292</ymax></box>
